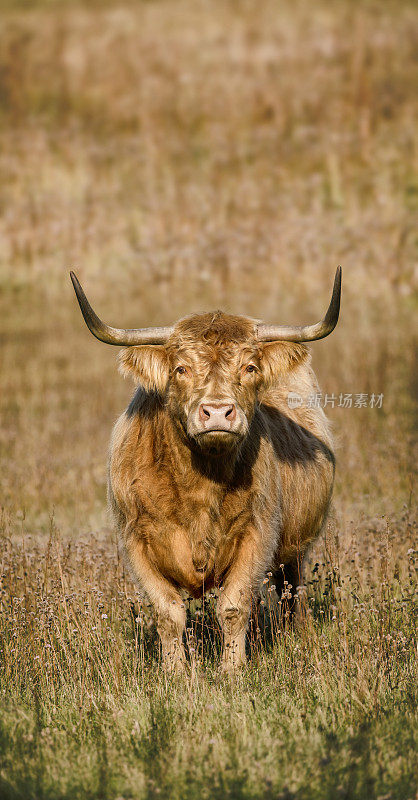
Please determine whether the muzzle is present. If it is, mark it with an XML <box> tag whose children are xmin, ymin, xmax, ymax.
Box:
<box><xmin>186</xmin><ymin>397</ymin><xmax>248</xmax><ymax>445</ymax></box>
<box><xmin>198</xmin><ymin>402</ymin><xmax>237</xmax><ymax>432</ymax></box>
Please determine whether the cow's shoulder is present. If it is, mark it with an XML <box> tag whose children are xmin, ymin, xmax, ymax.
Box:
<box><xmin>126</xmin><ymin>386</ymin><xmax>164</xmax><ymax>421</ymax></box>
<box><xmin>110</xmin><ymin>388</ymin><xmax>163</xmax><ymax>469</ymax></box>
<box><xmin>259</xmin><ymin>361</ymin><xmax>334</xmax><ymax>454</ymax></box>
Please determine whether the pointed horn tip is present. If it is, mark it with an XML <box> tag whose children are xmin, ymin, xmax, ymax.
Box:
<box><xmin>256</xmin><ymin>267</ymin><xmax>342</xmax><ymax>343</ymax></box>
<box><xmin>334</xmin><ymin>265</ymin><xmax>342</xmax><ymax>293</ymax></box>
<box><xmin>324</xmin><ymin>266</ymin><xmax>342</xmax><ymax>328</ymax></box>
<box><xmin>334</xmin><ymin>265</ymin><xmax>342</xmax><ymax>297</ymax></box>
<box><xmin>69</xmin><ymin>271</ymin><xmax>89</xmax><ymax>310</ymax></box>
<box><xmin>69</xmin><ymin>270</ymin><xmax>80</xmax><ymax>289</ymax></box>
<box><xmin>69</xmin><ymin>271</ymin><xmax>174</xmax><ymax>345</ymax></box>
<box><xmin>334</xmin><ymin>266</ymin><xmax>342</xmax><ymax>307</ymax></box>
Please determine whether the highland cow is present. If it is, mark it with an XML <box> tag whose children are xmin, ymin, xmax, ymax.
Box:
<box><xmin>71</xmin><ymin>267</ymin><xmax>341</xmax><ymax>671</ymax></box>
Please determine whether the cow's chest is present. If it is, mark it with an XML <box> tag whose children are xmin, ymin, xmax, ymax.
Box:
<box><xmin>142</xmin><ymin>474</ymin><xmax>253</xmax><ymax>596</ymax></box>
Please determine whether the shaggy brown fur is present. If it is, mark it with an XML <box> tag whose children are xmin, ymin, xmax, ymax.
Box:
<box><xmin>108</xmin><ymin>312</ymin><xmax>335</xmax><ymax>670</ymax></box>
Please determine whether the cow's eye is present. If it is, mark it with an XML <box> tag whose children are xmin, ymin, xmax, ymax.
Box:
<box><xmin>245</xmin><ymin>364</ymin><xmax>258</xmax><ymax>374</ymax></box>
<box><xmin>175</xmin><ymin>366</ymin><xmax>188</xmax><ymax>375</ymax></box>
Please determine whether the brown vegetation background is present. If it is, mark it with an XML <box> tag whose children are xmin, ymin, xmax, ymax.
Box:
<box><xmin>0</xmin><ymin>2</ymin><xmax>417</xmax><ymax>798</ymax></box>
<box><xmin>1</xmin><ymin>0</ymin><xmax>416</xmax><ymax>544</ymax></box>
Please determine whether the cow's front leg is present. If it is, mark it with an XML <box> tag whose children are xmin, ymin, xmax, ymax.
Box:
<box><xmin>123</xmin><ymin>534</ymin><xmax>186</xmax><ymax>671</ymax></box>
<box><xmin>217</xmin><ymin>588</ymin><xmax>249</xmax><ymax>671</ymax></box>
<box><xmin>156</xmin><ymin>601</ymin><xmax>186</xmax><ymax>672</ymax></box>
<box><xmin>217</xmin><ymin>529</ymin><xmax>266</xmax><ymax>672</ymax></box>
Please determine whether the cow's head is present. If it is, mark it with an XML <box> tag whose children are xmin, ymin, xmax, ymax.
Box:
<box><xmin>70</xmin><ymin>268</ymin><xmax>341</xmax><ymax>455</ymax></box>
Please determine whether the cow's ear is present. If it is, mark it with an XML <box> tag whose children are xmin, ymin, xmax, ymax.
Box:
<box><xmin>259</xmin><ymin>342</ymin><xmax>309</xmax><ymax>386</ymax></box>
<box><xmin>118</xmin><ymin>346</ymin><xmax>169</xmax><ymax>394</ymax></box>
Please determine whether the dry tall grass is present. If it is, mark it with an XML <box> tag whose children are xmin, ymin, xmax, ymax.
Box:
<box><xmin>0</xmin><ymin>0</ymin><xmax>416</xmax><ymax>798</ymax></box>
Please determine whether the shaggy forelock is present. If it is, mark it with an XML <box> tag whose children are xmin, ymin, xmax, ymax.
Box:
<box><xmin>168</xmin><ymin>311</ymin><xmax>257</xmax><ymax>350</ymax></box>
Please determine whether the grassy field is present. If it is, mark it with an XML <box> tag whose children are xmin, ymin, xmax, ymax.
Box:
<box><xmin>0</xmin><ymin>0</ymin><xmax>417</xmax><ymax>797</ymax></box>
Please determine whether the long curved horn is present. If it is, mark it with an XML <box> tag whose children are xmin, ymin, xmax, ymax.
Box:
<box><xmin>70</xmin><ymin>272</ymin><xmax>174</xmax><ymax>345</ymax></box>
<box><xmin>257</xmin><ymin>266</ymin><xmax>342</xmax><ymax>342</ymax></box>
